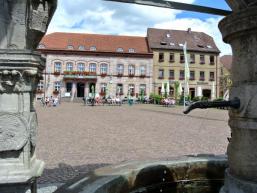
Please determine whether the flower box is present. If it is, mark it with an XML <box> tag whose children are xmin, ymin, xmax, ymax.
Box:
<box><xmin>53</xmin><ymin>71</ymin><xmax>61</xmax><ymax>76</ymax></box>
<box><xmin>100</xmin><ymin>73</ymin><xmax>107</xmax><ymax>77</ymax></box>
<box><xmin>128</xmin><ymin>74</ymin><xmax>135</xmax><ymax>78</ymax></box>
<box><xmin>139</xmin><ymin>74</ymin><xmax>146</xmax><ymax>78</ymax></box>
<box><xmin>53</xmin><ymin>90</ymin><xmax>59</xmax><ymax>95</ymax></box>
<box><xmin>36</xmin><ymin>90</ymin><xmax>44</xmax><ymax>94</ymax></box>
<box><xmin>117</xmin><ymin>73</ymin><xmax>123</xmax><ymax>77</ymax></box>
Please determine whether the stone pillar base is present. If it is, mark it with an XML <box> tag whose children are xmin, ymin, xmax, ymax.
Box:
<box><xmin>220</xmin><ymin>170</ymin><xmax>257</xmax><ymax>193</ymax></box>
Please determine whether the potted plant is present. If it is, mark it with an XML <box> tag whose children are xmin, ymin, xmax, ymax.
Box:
<box><xmin>53</xmin><ymin>90</ymin><xmax>59</xmax><ymax>95</ymax></box>
<box><xmin>53</xmin><ymin>71</ymin><xmax>61</xmax><ymax>76</ymax></box>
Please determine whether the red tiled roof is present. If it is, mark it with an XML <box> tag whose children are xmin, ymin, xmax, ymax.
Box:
<box><xmin>39</xmin><ymin>32</ymin><xmax>151</xmax><ymax>54</ymax></box>
<box><xmin>220</xmin><ymin>55</ymin><xmax>232</xmax><ymax>70</ymax></box>
<box><xmin>147</xmin><ymin>28</ymin><xmax>220</xmax><ymax>53</ymax></box>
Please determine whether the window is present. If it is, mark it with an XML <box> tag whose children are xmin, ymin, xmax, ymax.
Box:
<box><xmin>159</xmin><ymin>69</ymin><xmax>164</xmax><ymax>79</ymax></box>
<box><xmin>166</xmin><ymin>33</ymin><xmax>171</xmax><ymax>38</ymax></box>
<box><xmin>100</xmin><ymin>83</ymin><xmax>107</xmax><ymax>93</ymax></box>
<box><xmin>190</xmin><ymin>54</ymin><xmax>195</xmax><ymax>64</ymax></box>
<box><xmin>128</xmin><ymin>84</ymin><xmax>135</xmax><ymax>96</ymax></box>
<box><xmin>116</xmin><ymin>84</ymin><xmax>123</xmax><ymax>95</ymax></box>
<box><xmin>100</xmin><ymin>63</ymin><xmax>108</xmax><ymax>74</ymax></box>
<box><xmin>128</xmin><ymin>48</ymin><xmax>135</xmax><ymax>53</ymax></box>
<box><xmin>78</xmin><ymin>45</ymin><xmax>85</xmax><ymax>50</ymax></box>
<box><xmin>180</xmin><ymin>54</ymin><xmax>185</xmax><ymax>63</ymax></box>
<box><xmin>159</xmin><ymin>53</ymin><xmax>164</xmax><ymax>62</ymax></box>
<box><xmin>117</xmin><ymin>64</ymin><xmax>124</xmax><ymax>75</ymax></box>
<box><xmin>54</xmin><ymin>62</ymin><xmax>61</xmax><ymax>73</ymax></box>
<box><xmin>200</xmin><ymin>71</ymin><xmax>205</xmax><ymax>81</ymax></box>
<box><xmin>37</xmin><ymin>81</ymin><xmax>44</xmax><ymax>91</ymax></box>
<box><xmin>54</xmin><ymin>81</ymin><xmax>61</xmax><ymax>91</ymax></box>
<box><xmin>38</xmin><ymin>44</ymin><xmax>45</xmax><ymax>49</ymax></box>
<box><xmin>66</xmin><ymin>82</ymin><xmax>72</xmax><ymax>92</ymax></box>
<box><xmin>90</xmin><ymin>46</ymin><xmax>96</xmax><ymax>51</ymax></box>
<box><xmin>179</xmin><ymin>43</ymin><xmax>184</xmax><ymax>47</ymax></box>
<box><xmin>190</xmin><ymin>71</ymin><xmax>195</xmax><ymax>80</ymax></box>
<box><xmin>210</xmin><ymin>55</ymin><xmax>215</xmax><ymax>65</ymax></box>
<box><xmin>67</xmin><ymin>45</ymin><xmax>74</xmax><ymax>50</ymax></box>
<box><xmin>169</xmin><ymin>70</ymin><xmax>174</xmax><ymax>80</ymax></box>
<box><xmin>89</xmin><ymin>63</ymin><xmax>96</xmax><ymax>73</ymax></box>
<box><xmin>140</xmin><ymin>65</ymin><xmax>146</xmax><ymax>76</ymax></box>
<box><xmin>207</xmin><ymin>45</ymin><xmax>213</xmax><ymax>49</ymax></box>
<box><xmin>66</xmin><ymin>63</ymin><xmax>73</xmax><ymax>71</ymax></box>
<box><xmin>210</xmin><ymin>72</ymin><xmax>215</xmax><ymax>81</ymax></box>
<box><xmin>116</xmin><ymin>48</ymin><xmax>124</xmax><ymax>52</ymax></box>
<box><xmin>77</xmin><ymin>63</ymin><xmax>85</xmax><ymax>72</ymax></box>
<box><xmin>139</xmin><ymin>84</ymin><xmax>146</xmax><ymax>96</ymax></box>
<box><xmin>200</xmin><ymin>55</ymin><xmax>205</xmax><ymax>64</ymax></box>
<box><xmin>128</xmin><ymin>65</ymin><xmax>135</xmax><ymax>76</ymax></box>
<box><xmin>180</xmin><ymin>70</ymin><xmax>185</xmax><ymax>80</ymax></box>
<box><xmin>169</xmin><ymin>53</ymin><xmax>175</xmax><ymax>62</ymax></box>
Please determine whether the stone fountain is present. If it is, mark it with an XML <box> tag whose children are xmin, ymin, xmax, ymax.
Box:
<box><xmin>0</xmin><ymin>0</ymin><xmax>56</xmax><ymax>192</ymax></box>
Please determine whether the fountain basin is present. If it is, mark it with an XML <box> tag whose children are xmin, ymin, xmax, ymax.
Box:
<box><xmin>54</xmin><ymin>155</ymin><xmax>227</xmax><ymax>193</ymax></box>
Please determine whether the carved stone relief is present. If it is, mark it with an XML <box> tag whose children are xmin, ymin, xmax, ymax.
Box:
<box><xmin>0</xmin><ymin>113</ymin><xmax>29</xmax><ymax>152</ymax></box>
<box><xmin>0</xmin><ymin>69</ymin><xmax>39</xmax><ymax>93</ymax></box>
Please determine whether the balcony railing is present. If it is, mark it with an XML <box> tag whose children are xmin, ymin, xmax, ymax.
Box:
<box><xmin>63</xmin><ymin>71</ymin><xmax>97</xmax><ymax>79</ymax></box>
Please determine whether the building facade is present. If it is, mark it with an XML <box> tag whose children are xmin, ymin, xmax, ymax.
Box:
<box><xmin>37</xmin><ymin>33</ymin><xmax>153</xmax><ymax>100</ymax></box>
<box><xmin>147</xmin><ymin>28</ymin><xmax>220</xmax><ymax>99</ymax></box>
<box><xmin>219</xmin><ymin>55</ymin><xmax>232</xmax><ymax>97</ymax></box>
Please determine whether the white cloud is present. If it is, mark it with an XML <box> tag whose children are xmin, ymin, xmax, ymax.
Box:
<box><xmin>47</xmin><ymin>0</ymin><xmax>232</xmax><ymax>55</ymax></box>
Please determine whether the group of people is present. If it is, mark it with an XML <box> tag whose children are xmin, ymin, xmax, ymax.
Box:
<box><xmin>41</xmin><ymin>96</ymin><xmax>60</xmax><ymax>107</ymax></box>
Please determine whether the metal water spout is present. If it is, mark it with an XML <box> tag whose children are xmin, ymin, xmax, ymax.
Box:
<box><xmin>183</xmin><ymin>98</ymin><xmax>240</xmax><ymax>114</ymax></box>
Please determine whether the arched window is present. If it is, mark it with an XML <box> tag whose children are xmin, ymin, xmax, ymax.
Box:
<box><xmin>66</xmin><ymin>63</ymin><xmax>73</xmax><ymax>71</ymax></box>
<box><xmin>128</xmin><ymin>84</ymin><xmax>135</xmax><ymax>96</ymax></box>
<box><xmin>139</xmin><ymin>84</ymin><xmax>146</xmax><ymax>96</ymax></box>
<box><xmin>77</xmin><ymin>63</ymin><xmax>85</xmax><ymax>72</ymax></box>
<box><xmin>128</xmin><ymin>65</ymin><xmax>135</xmax><ymax>76</ymax></box>
<box><xmin>54</xmin><ymin>62</ymin><xmax>62</xmax><ymax>73</ymax></box>
<box><xmin>140</xmin><ymin>65</ymin><xmax>146</xmax><ymax>76</ymax></box>
<box><xmin>89</xmin><ymin>63</ymin><xmax>96</xmax><ymax>73</ymax></box>
<box><xmin>100</xmin><ymin>64</ymin><xmax>108</xmax><ymax>74</ymax></box>
<box><xmin>117</xmin><ymin>64</ymin><xmax>124</xmax><ymax>75</ymax></box>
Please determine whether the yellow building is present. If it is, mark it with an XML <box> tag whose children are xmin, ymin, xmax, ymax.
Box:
<box><xmin>147</xmin><ymin>28</ymin><xmax>220</xmax><ymax>99</ymax></box>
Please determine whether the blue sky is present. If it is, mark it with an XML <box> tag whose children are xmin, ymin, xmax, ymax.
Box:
<box><xmin>47</xmin><ymin>0</ymin><xmax>232</xmax><ymax>55</ymax></box>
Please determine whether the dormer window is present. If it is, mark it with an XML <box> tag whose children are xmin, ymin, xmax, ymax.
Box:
<box><xmin>166</xmin><ymin>34</ymin><xmax>171</xmax><ymax>38</ymax></box>
<box><xmin>67</xmin><ymin>45</ymin><xmax>74</xmax><ymax>50</ymax></box>
<box><xmin>78</xmin><ymin>45</ymin><xmax>85</xmax><ymax>50</ymax></box>
<box><xmin>179</xmin><ymin>43</ymin><xmax>184</xmax><ymax>47</ymax></box>
<box><xmin>128</xmin><ymin>48</ymin><xmax>135</xmax><ymax>53</ymax></box>
<box><xmin>38</xmin><ymin>44</ymin><xmax>45</xmax><ymax>49</ymax></box>
<box><xmin>90</xmin><ymin>46</ymin><xmax>97</xmax><ymax>51</ymax></box>
<box><xmin>160</xmin><ymin>41</ymin><xmax>167</xmax><ymax>45</ymax></box>
<box><xmin>207</xmin><ymin>45</ymin><xmax>213</xmax><ymax>49</ymax></box>
<box><xmin>197</xmin><ymin>44</ymin><xmax>205</xmax><ymax>48</ymax></box>
<box><xmin>170</xmin><ymin>42</ymin><xmax>175</xmax><ymax>46</ymax></box>
<box><xmin>116</xmin><ymin>48</ymin><xmax>124</xmax><ymax>52</ymax></box>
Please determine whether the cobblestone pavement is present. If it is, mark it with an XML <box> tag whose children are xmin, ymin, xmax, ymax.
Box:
<box><xmin>36</xmin><ymin>103</ymin><xmax>230</xmax><ymax>185</ymax></box>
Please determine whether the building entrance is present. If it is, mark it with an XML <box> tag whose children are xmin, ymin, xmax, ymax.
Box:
<box><xmin>89</xmin><ymin>83</ymin><xmax>96</xmax><ymax>94</ymax></box>
<box><xmin>77</xmin><ymin>83</ymin><xmax>85</xmax><ymax>98</ymax></box>
<box><xmin>203</xmin><ymin>89</ymin><xmax>211</xmax><ymax>99</ymax></box>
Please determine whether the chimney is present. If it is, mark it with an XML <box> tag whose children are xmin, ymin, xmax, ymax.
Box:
<box><xmin>187</xmin><ymin>28</ymin><xmax>191</xmax><ymax>33</ymax></box>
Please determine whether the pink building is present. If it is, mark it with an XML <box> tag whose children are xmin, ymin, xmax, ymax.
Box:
<box><xmin>37</xmin><ymin>32</ymin><xmax>153</xmax><ymax>100</ymax></box>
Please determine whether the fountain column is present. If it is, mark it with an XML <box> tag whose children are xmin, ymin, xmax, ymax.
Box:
<box><xmin>219</xmin><ymin>3</ymin><xmax>257</xmax><ymax>193</ymax></box>
<box><xmin>0</xmin><ymin>0</ymin><xmax>56</xmax><ymax>192</ymax></box>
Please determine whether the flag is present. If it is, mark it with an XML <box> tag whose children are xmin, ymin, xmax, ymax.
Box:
<box><xmin>183</xmin><ymin>42</ymin><xmax>190</xmax><ymax>96</ymax></box>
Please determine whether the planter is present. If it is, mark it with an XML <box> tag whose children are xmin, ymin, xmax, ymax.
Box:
<box><xmin>36</xmin><ymin>90</ymin><xmax>44</xmax><ymax>94</ymax></box>
<box><xmin>53</xmin><ymin>72</ymin><xmax>61</xmax><ymax>76</ymax></box>
<box><xmin>117</xmin><ymin>74</ymin><xmax>123</xmax><ymax>77</ymax></box>
<box><xmin>100</xmin><ymin>73</ymin><xmax>107</xmax><ymax>78</ymax></box>
<box><xmin>53</xmin><ymin>90</ymin><xmax>59</xmax><ymax>95</ymax></box>
<box><xmin>139</xmin><ymin>75</ymin><xmax>146</xmax><ymax>78</ymax></box>
<box><xmin>128</xmin><ymin>74</ymin><xmax>135</xmax><ymax>78</ymax></box>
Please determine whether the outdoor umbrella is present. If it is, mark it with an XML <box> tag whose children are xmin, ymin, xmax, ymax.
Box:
<box><xmin>211</xmin><ymin>82</ymin><xmax>216</xmax><ymax>100</ymax></box>
<box><xmin>166</xmin><ymin>82</ymin><xmax>170</xmax><ymax>96</ymax></box>
<box><xmin>161</xmin><ymin>82</ymin><xmax>165</xmax><ymax>96</ymax></box>
<box><xmin>197</xmin><ymin>86</ymin><xmax>202</xmax><ymax>97</ymax></box>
